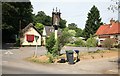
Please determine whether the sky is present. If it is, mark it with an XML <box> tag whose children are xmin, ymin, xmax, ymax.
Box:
<box><xmin>30</xmin><ymin>0</ymin><xmax>118</xmax><ymax>29</ymax></box>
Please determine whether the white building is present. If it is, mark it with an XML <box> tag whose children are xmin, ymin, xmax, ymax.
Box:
<box><xmin>21</xmin><ymin>23</ymin><xmax>42</xmax><ymax>46</ymax></box>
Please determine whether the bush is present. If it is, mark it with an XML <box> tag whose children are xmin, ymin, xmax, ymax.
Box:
<box><xmin>86</xmin><ymin>35</ymin><xmax>97</xmax><ymax>48</ymax></box>
<box><xmin>46</xmin><ymin>33</ymin><xmax>56</xmax><ymax>54</ymax></box>
<box><xmin>74</xmin><ymin>38</ymin><xmax>86</xmax><ymax>47</ymax></box>
<box><xmin>14</xmin><ymin>38</ymin><xmax>20</xmax><ymax>47</ymax></box>
<box><xmin>102</xmin><ymin>38</ymin><xmax>115</xmax><ymax>50</ymax></box>
<box><xmin>46</xmin><ymin>52</ymin><xmax>54</xmax><ymax>63</ymax></box>
<box><xmin>46</xmin><ymin>28</ymin><xmax>72</xmax><ymax>56</ymax></box>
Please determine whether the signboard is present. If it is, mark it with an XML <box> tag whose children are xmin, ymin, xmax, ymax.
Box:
<box><xmin>34</xmin><ymin>35</ymin><xmax>39</xmax><ymax>57</ymax></box>
<box><xmin>35</xmin><ymin>35</ymin><xmax>39</xmax><ymax>42</ymax></box>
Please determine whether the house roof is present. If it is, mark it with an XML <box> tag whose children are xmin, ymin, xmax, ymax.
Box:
<box><xmin>107</xmin><ymin>22</ymin><xmax>120</xmax><ymax>34</ymax></box>
<box><xmin>44</xmin><ymin>26</ymin><xmax>62</xmax><ymax>36</ymax></box>
<box><xmin>21</xmin><ymin>23</ymin><xmax>42</xmax><ymax>36</ymax></box>
<box><xmin>95</xmin><ymin>21</ymin><xmax>120</xmax><ymax>35</ymax></box>
<box><xmin>44</xmin><ymin>26</ymin><xmax>54</xmax><ymax>36</ymax></box>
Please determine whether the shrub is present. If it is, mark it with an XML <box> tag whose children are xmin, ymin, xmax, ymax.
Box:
<box><xmin>46</xmin><ymin>28</ymin><xmax>72</xmax><ymax>56</ymax></box>
<box><xmin>86</xmin><ymin>35</ymin><xmax>97</xmax><ymax>48</ymax></box>
<box><xmin>46</xmin><ymin>52</ymin><xmax>54</xmax><ymax>63</ymax></box>
<box><xmin>14</xmin><ymin>38</ymin><xmax>20</xmax><ymax>47</ymax></box>
<box><xmin>46</xmin><ymin>33</ymin><xmax>56</xmax><ymax>54</ymax></box>
<box><xmin>102</xmin><ymin>38</ymin><xmax>115</xmax><ymax>50</ymax></box>
<box><xmin>74</xmin><ymin>38</ymin><xmax>86</xmax><ymax>47</ymax></box>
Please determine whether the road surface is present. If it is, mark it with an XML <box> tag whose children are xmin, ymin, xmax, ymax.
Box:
<box><xmin>1</xmin><ymin>43</ymin><xmax>119</xmax><ymax>74</ymax></box>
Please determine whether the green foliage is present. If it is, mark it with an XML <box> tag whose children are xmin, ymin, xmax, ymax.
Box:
<box><xmin>52</xmin><ymin>40</ymin><xmax>59</xmax><ymax>56</ymax></box>
<box><xmin>83</xmin><ymin>5</ymin><xmax>103</xmax><ymax>39</ymax></box>
<box><xmin>34</xmin><ymin>11</ymin><xmax>52</xmax><ymax>26</ymax></box>
<box><xmin>45</xmin><ymin>28</ymin><xmax>72</xmax><ymax>56</ymax></box>
<box><xmin>103</xmin><ymin>38</ymin><xmax>115</xmax><ymax>50</ymax></box>
<box><xmin>46</xmin><ymin>33</ymin><xmax>56</xmax><ymax>54</ymax></box>
<box><xmin>75</xmin><ymin>28</ymin><xmax>83</xmax><ymax>37</ymax></box>
<box><xmin>2</xmin><ymin>2</ymin><xmax>33</xmax><ymax>42</ymax></box>
<box><xmin>46</xmin><ymin>52</ymin><xmax>54</xmax><ymax>63</ymax></box>
<box><xmin>68</xmin><ymin>30</ymin><xmax>76</xmax><ymax>37</ymax></box>
<box><xmin>34</xmin><ymin>11</ymin><xmax>67</xmax><ymax>29</ymax></box>
<box><xmin>86</xmin><ymin>35</ymin><xmax>97</xmax><ymax>48</ymax></box>
<box><xmin>56</xmin><ymin>29</ymin><xmax>72</xmax><ymax>55</ymax></box>
<box><xmin>68</xmin><ymin>23</ymin><xmax>77</xmax><ymax>30</ymax></box>
<box><xmin>59</xmin><ymin>19</ymin><xmax>67</xmax><ymax>28</ymax></box>
<box><xmin>61</xmin><ymin>28</ymin><xmax>73</xmax><ymax>44</ymax></box>
<box><xmin>68</xmin><ymin>23</ymin><xmax>83</xmax><ymax>37</ymax></box>
<box><xmin>14</xmin><ymin>38</ymin><xmax>20</xmax><ymax>47</ymax></box>
<box><xmin>74</xmin><ymin>38</ymin><xmax>86</xmax><ymax>47</ymax></box>
<box><xmin>35</xmin><ymin>23</ymin><xmax>44</xmax><ymax>34</ymax></box>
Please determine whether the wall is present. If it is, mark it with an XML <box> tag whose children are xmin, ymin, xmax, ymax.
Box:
<box><xmin>97</xmin><ymin>34</ymin><xmax>120</xmax><ymax>45</ymax></box>
<box><xmin>21</xmin><ymin>27</ymin><xmax>41</xmax><ymax>46</ymax></box>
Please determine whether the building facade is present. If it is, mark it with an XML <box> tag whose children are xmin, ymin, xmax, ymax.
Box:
<box><xmin>21</xmin><ymin>23</ymin><xmax>42</xmax><ymax>46</ymax></box>
<box><xmin>95</xmin><ymin>19</ymin><xmax>120</xmax><ymax>46</ymax></box>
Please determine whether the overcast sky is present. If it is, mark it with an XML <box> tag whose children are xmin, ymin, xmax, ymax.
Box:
<box><xmin>30</xmin><ymin>0</ymin><xmax>118</xmax><ymax>29</ymax></box>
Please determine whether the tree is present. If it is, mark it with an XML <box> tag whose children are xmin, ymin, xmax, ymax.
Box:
<box><xmin>56</xmin><ymin>29</ymin><xmax>72</xmax><ymax>55</ymax></box>
<box><xmin>83</xmin><ymin>5</ymin><xmax>103</xmax><ymax>39</ymax></box>
<box><xmin>68</xmin><ymin>30</ymin><xmax>76</xmax><ymax>37</ymax></box>
<box><xmin>46</xmin><ymin>33</ymin><xmax>56</xmax><ymax>54</ymax></box>
<box><xmin>34</xmin><ymin>11</ymin><xmax>67</xmax><ymax>29</ymax></box>
<box><xmin>46</xmin><ymin>28</ymin><xmax>72</xmax><ymax>56</ymax></box>
<box><xmin>75</xmin><ymin>28</ymin><xmax>83</xmax><ymax>37</ymax></box>
<box><xmin>59</xmin><ymin>19</ymin><xmax>67</xmax><ymax>28</ymax></box>
<box><xmin>68</xmin><ymin>23</ymin><xmax>77</xmax><ymax>30</ymax></box>
<box><xmin>34</xmin><ymin>11</ymin><xmax>52</xmax><ymax>26</ymax></box>
<box><xmin>35</xmin><ymin>23</ymin><xmax>44</xmax><ymax>34</ymax></box>
<box><xmin>2</xmin><ymin>2</ymin><xmax>33</xmax><ymax>42</ymax></box>
<box><xmin>68</xmin><ymin>23</ymin><xmax>83</xmax><ymax>37</ymax></box>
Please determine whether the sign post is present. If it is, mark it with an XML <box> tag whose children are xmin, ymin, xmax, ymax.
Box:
<box><xmin>34</xmin><ymin>35</ymin><xmax>39</xmax><ymax>57</ymax></box>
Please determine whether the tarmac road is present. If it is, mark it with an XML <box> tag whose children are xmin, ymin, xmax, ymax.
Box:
<box><xmin>1</xmin><ymin>44</ymin><xmax>119</xmax><ymax>74</ymax></box>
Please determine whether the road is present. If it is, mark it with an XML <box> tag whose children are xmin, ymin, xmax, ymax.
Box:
<box><xmin>1</xmin><ymin>44</ymin><xmax>119</xmax><ymax>74</ymax></box>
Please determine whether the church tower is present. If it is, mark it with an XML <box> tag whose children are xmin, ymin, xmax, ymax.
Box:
<box><xmin>52</xmin><ymin>7</ymin><xmax>61</xmax><ymax>39</ymax></box>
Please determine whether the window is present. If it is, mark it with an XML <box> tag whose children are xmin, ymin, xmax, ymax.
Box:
<box><xmin>26</xmin><ymin>34</ymin><xmax>34</xmax><ymax>42</ymax></box>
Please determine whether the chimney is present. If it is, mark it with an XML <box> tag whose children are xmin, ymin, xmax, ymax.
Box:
<box><xmin>110</xmin><ymin>18</ymin><xmax>115</xmax><ymax>25</ymax></box>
